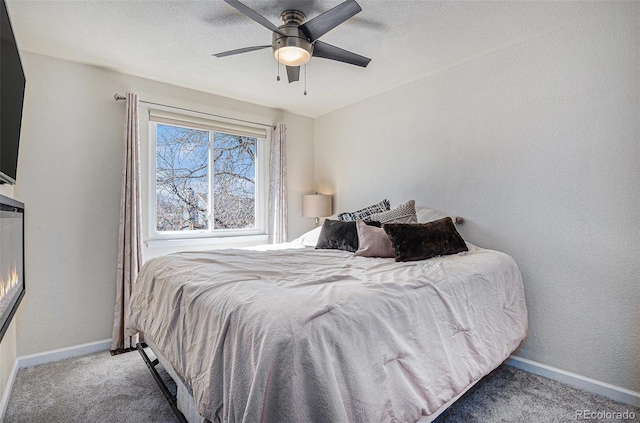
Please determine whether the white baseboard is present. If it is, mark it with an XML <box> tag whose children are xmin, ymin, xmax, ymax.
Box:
<box><xmin>508</xmin><ymin>355</ymin><xmax>640</xmax><ymax>408</ymax></box>
<box><xmin>0</xmin><ymin>358</ymin><xmax>19</xmax><ymax>422</ymax></box>
<box><xmin>18</xmin><ymin>339</ymin><xmax>111</xmax><ymax>369</ymax></box>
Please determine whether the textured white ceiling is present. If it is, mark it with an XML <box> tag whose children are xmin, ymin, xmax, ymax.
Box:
<box><xmin>6</xmin><ymin>0</ymin><xmax>587</xmax><ymax>118</ymax></box>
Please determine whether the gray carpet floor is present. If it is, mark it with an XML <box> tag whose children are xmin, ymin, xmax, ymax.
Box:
<box><xmin>5</xmin><ymin>350</ymin><xmax>639</xmax><ymax>422</ymax></box>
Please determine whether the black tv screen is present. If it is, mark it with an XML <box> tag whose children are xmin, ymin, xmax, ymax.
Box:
<box><xmin>0</xmin><ymin>0</ymin><xmax>25</xmax><ymax>185</ymax></box>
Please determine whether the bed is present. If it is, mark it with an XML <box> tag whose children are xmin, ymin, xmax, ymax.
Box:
<box><xmin>126</xmin><ymin>215</ymin><xmax>528</xmax><ymax>423</ymax></box>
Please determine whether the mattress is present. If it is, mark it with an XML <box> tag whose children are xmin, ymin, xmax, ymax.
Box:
<box><xmin>127</xmin><ymin>242</ymin><xmax>528</xmax><ymax>422</ymax></box>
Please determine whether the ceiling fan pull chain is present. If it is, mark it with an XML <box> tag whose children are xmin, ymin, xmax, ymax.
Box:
<box><xmin>304</xmin><ymin>64</ymin><xmax>307</xmax><ymax>96</ymax></box>
<box><xmin>276</xmin><ymin>50</ymin><xmax>281</xmax><ymax>81</ymax></box>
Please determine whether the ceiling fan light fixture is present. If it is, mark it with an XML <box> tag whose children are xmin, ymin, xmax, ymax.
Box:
<box><xmin>215</xmin><ymin>0</ymin><xmax>371</xmax><ymax>84</ymax></box>
<box><xmin>274</xmin><ymin>46</ymin><xmax>311</xmax><ymax>66</ymax></box>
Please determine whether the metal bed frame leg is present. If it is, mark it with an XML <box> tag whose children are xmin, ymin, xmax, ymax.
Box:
<box><xmin>136</xmin><ymin>342</ymin><xmax>189</xmax><ymax>423</ymax></box>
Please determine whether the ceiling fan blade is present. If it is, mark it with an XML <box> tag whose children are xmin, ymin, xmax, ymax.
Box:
<box><xmin>286</xmin><ymin>66</ymin><xmax>300</xmax><ymax>83</ymax></box>
<box><xmin>299</xmin><ymin>0</ymin><xmax>362</xmax><ymax>42</ymax></box>
<box><xmin>312</xmin><ymin>41</ymin><xmax>370</xmax><ymax>68</ymax></box>
<box><xmin>213</xmin><ymin>45</ymin><xmax>271</xmax><ymax>58</ymax></box>
<box><xmin>223</xmin><ymin>0</ymin><xmax>285</xmax><ymax>36</ymax></box>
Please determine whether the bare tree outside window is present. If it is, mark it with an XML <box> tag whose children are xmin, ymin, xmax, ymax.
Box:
<box><xmin>213</xmin><ymin>132</ymin><xmax>256</xmax><ymax>229</ymax></box>
<box><xmin>155</xmin><ymin>123</ymin><xmax>257</xmax><ymax>233</ymax></box>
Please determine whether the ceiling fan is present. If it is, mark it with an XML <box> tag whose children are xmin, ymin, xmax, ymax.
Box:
<box><xmin>213</xmin><ymin>0</ymin><xmax>371</xmax><ymax>84</ymax></box>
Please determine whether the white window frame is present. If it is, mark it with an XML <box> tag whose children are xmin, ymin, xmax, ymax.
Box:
<box><xmin>148</xmin><ymin>110</ymin><xmax>269</xmax><ymax>243</ymax></box>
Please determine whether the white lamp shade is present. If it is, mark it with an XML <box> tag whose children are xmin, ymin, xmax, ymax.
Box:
<box><xmin>302</xmin><ymin>194</ymin><xmax>332</xmax><ymax>218</ymax></box>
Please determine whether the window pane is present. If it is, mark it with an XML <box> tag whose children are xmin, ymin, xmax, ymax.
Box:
<box><xmin>156</xmin><ymin>124</ymin><xmax>209</xmax><ymax>231</ymax></box>
<box><xmin>213</xmin><ymin>132</ymin><xmax>256</xmax><ymax>229</ymax></box>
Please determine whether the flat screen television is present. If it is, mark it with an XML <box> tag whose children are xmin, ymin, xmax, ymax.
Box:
<box><xmin>0</xmin><ymin>0</ymin><xmax>25</xmax><ymax>185</ymax></box>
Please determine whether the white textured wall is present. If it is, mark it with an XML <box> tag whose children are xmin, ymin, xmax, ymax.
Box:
<box><xmin>315</xmin><ymin>3</ymin><xmax>639</xmax><ymax>392</ymax></box>
<box><xmin>14</xmin><ymin>52</ymin><xmax>314</xmax><ymax>356</ymax></box>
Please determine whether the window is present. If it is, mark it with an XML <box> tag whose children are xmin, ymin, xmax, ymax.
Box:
<box><xmin>149</xmin><ymin>110</ymin><xmax>267</xmax><ymax>241</ymax></box>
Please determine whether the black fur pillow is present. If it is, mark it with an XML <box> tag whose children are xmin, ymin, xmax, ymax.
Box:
<box><xmin>316</xmin><ymin>219</ymin><xmax>381</xmax><ymax>252</ymax></box>
<box><xmin>383</xmin><ymin>217</ymin><xmax>468</xmax><ymax>262</ymax></box>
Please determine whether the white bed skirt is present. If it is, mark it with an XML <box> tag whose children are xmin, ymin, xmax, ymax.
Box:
<box><xmin>146</xmin><ymin>337</ymin><xmax>207</xmax><ymax>423</ymax></box>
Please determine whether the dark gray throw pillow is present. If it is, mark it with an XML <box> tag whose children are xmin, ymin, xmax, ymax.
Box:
<box><xmin>383</xmin><ymin>217</ymin><xmax>468</xmax><ymax>262</ymax></box>
<box><xmin>316</xmin><ymin>219</ymin><xmax>381</xmax><ymax>252</ymax></box>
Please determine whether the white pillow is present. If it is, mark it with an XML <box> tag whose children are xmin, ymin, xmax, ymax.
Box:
<box><xmin>415</xmin><ymin>206</ymin><xmax>455</xmax><ymax>223</ymax></box>
<box><xmin>290</xmin><ymin>226</ymin><xmax>323</xmax><ymax>247</ymax></box>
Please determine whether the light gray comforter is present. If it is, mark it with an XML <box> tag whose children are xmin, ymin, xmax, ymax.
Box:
<box><xmin>127</xmin><ymin>243</ymin><xmax>527</xmax><ymax>422</ymax></box>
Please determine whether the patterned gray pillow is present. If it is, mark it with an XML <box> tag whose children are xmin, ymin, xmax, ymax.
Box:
<box><xmin>370</xmin><ymin>200</ymin><xmax>417</xmax><ymax>224</ymax></box>
<box><xmin>337</xmin><ymin>199</ymin><xmax>390</xmax><ymax>222</ymax></box>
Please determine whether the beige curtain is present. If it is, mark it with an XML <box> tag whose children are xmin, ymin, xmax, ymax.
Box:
<box><xmin>269</xmin><ymin>123</ymin><xmax>288</xmax><ymax>244</ymax></box>
<box><xmin>110</xmin><ymin>93</ymin><xmax>143</xmax><ymax>354</ymax></box>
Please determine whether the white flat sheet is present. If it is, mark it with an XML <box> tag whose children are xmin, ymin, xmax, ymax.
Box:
<box><xmin>127</xmin><ymin>243</ymin><xmax>527</xmax><ymax>422</ymax></box>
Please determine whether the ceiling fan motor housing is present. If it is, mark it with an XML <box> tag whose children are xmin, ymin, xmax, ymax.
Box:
<box><xmin>272</xmin><ymin>10</ymin><xmax>313</xmax><ymax>64</ymax></box>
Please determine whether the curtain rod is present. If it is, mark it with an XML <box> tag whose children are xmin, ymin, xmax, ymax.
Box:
<box><xmin>113</xmin><ymin>93</ymin><xmax>275</xmax><ymax>129</ymax></box>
